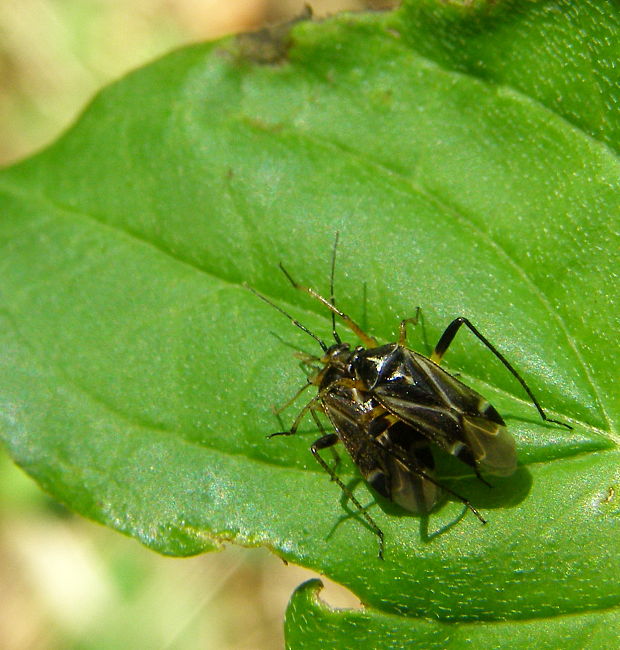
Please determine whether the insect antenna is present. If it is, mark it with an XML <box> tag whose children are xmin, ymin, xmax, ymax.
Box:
<box><xmin>268</xmin><ymin>331</ymin><xmax>318</xmax><ymax>359</ymax></box>
<box><xmin>278</xmin><ymin>264</ymin><xmax>378</xmax><ymax>348</ymax></box>
<box><xmin>329</xmin><ymin>232</ymin><xmax>342</xmax><ymax>344</ymax></box>
<box><xmin>244</xmin><ymin>283</ymin><xmax>328</xmax><ymax>352</ymax></box>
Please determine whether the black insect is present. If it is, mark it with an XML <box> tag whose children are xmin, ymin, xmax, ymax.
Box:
<box><xmin>247</xmin><ymin>236</ymin><xmax>572</xmax><ymax>558</ymax></box>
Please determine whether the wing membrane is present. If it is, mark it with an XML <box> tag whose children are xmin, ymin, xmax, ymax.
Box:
<box><xmin>370</xmin><ymin>347</ymin><xmax>517</xmax><ymax>477</ymax></box>
<box><xmin>320</xmin><ymin>385</ymin><xmax>442</xmax><ymax>513</ymax></box>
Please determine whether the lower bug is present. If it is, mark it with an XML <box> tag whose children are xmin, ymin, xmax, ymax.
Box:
<box><xmin>247</xmin><ymin>236</ymin><xmax>572</xmax><ymax>559</ymax></box>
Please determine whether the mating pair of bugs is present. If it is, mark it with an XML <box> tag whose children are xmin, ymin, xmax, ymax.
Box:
<box><xmin>248</xmin><ymin>235</ymin><xmax>571</xmax><ymax>559</ymax></box>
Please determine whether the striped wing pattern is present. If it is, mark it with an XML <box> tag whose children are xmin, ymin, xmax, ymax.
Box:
<box><xmin>320</xmin><ymin>384</ymin><xmax>442</xmax><ymax>514</ymax></box>
<box><xmin>357</xmin><ymin>345</ymin><xmax>517</xmax><ymax>477</ymax></box>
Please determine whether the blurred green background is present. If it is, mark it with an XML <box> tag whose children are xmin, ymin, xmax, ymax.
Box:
<box><xmin>0</xmin><ymin>0</ymin><xmax>395</xmax><ymax>167</ymax></box>
<box><xmin>0</xmin><ymin>2</ymin><xmax>405</xmax><ymax>647</ymax></box>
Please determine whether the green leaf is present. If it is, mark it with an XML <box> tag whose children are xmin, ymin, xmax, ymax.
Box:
<box><xmin>0</xmin><ymin>0</ymin><xmax>618</xmax><ymax>638</ymax></box>
<box><xmin>285</xmin><ymin>580</ymin><xmax>620</xmax><ymax>649</ymax></box>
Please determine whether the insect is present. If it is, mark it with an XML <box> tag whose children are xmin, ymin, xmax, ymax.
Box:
<box><xmin>247</xmin><ymin>235</ymin><xmax>572</xmax><ymax>558</ymax></box>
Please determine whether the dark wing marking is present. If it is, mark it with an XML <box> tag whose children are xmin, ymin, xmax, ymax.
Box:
<box><xmin>320</xmin><ymin>384</ymin><xmax>442</xmax><ymax>513</ymax></box>
<box><xmin>370</xmin><ymin>347</ymin><xmax>517</xmax><ymax>477</ymax></box>
<box><xmin>373</xmin><ymin>423</ymin><xmax>442</xmax><ymax>514</ymax></box>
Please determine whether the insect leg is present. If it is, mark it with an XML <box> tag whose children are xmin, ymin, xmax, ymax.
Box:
<box><xmin>309</xmin><ymin>408</ymin><xmax>341</xmax><ymax>473</ymax></box>
<box><xmin>311</xmin><ymin>433</ymin><xmax>385</xmax><ymax>559</ymax></box>
<box><xmin>398</xmin><ymin>307</ymin><xmax>432</xmax><ymax>354</ymax></box>
<box><xmin>272</xmin><ymin>381</ymin><xmax>312</xmax><ymax>416</ymax></box>
<box><xmin>398</xmin><ymin>306</ymin><xmax>422</xmax><ymax>345</ymax></box>
<box><xmin>268</xmin><ymin>394</ymin><xmax>321</xmax><ymax>438</ymax></box>
<box><xmin>431</xmin><ymin>317</ymin><xmax>572</xmax><ymax>430</ymax></box>
<box><xmin>271</xmin><ymin>378</ymin><xmax>361</xmax><ymax>439</ymax></box>
<box><xmin>278</xmin><ymin>264</ymin><xmax>378</xmax><ymax>348</ymax></box>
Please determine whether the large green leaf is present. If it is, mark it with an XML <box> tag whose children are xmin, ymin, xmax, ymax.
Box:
<box><xmin>0</xmin><ymin>0</ymin><xmax>617</xmax><ymax>640</ymax></box>
<box><xmin>286</xmin><ymin>580</ymin><xmax>620</xmax><ymax>649</ymax></box>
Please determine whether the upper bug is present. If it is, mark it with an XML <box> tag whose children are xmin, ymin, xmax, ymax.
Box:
<box><xmin>247</xmin><ymin>234</ymin><xmax>572</xmax><ymax>559</ymax></box>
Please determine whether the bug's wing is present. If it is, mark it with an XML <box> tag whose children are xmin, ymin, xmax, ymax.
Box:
<box><xmin>461</xmin><ymin>415</ymin><xmax>516</xmax><ymax>477</ymax></box>
<box><xmin>321</xmin><ymin>387</ymin><xmax>442</xmax><ymax>514</ymax></box>
<box><xmin>372</xmin><ymin>350</ymin><xmax>517</xmax><ymax>477</ymax></box>
<box><xmin>369</xmin><ymin>455</ymin><xmax>441</xmax><ymax>514</ymax></box>
<box><xmin>374</xmin><ymin>431</ymin><xmax>442</xmax><ymax>514</ymax></box>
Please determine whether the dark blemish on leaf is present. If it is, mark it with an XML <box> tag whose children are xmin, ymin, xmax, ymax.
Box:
<box><xmin>604</xmin><ymin>486</ymin><xmax>615</xmax><ymax>503</ymax></box>
<box><xmin>598</xmin><ymin>485</ymin><xmax>619</xmax><ymax>517</ymax></box>
<box><xmin>233</xmin><ymin>5</ymin><xmax>313</xmax><ymax>65</ymax></box>
<box><xmin>242</xmin><ymin>115</ymin><xmax>285</xmax><ymax>134</ymax></box>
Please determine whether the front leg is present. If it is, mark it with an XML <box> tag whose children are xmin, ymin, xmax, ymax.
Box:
<box><xmin>268</xmin><ymin>394</ymin><xmax>321</xmax><ymax>439</ymax></box>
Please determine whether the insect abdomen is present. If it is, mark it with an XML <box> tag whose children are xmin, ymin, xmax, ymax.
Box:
<box><xmin>371</xmin><ymin>420</ymin><xmax>443</xmax><ymax>514</ymax></box>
